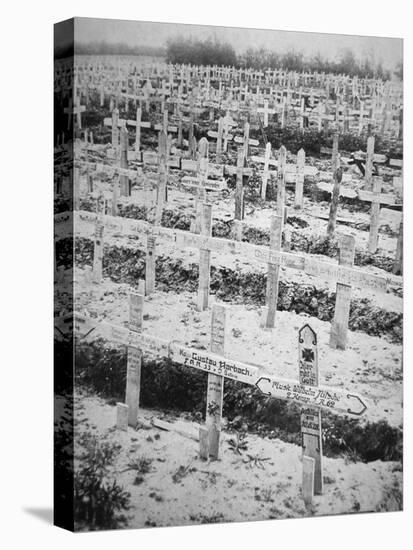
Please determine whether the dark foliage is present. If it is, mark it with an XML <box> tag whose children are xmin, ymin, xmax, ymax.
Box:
<box><xmin>74</xmin><ymin>432</ymin><xmax>131</xmax><ymax>530</ymax></box>
<box><xmin>55</xmin><ymin>237</ymin><xmax>402</xmax><ymax>343</ymax></box>
<box><xmin>71</xmin><ymin>340</ymin><xmax>403</xmax><ymax>463</ymax></box>
<box><xmin>75</xmin><ymin>41</ymin><xmax>165</xmax><ymax>57</ymax></box>
<box><xmin>166</xmin><ymin>37</ymin><xmax>237</xmax><ymax>67</ymax></box>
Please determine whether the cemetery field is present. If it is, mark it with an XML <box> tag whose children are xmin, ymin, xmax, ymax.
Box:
<box><xmin>69</xmin><ymin>271</ymin><xmax>402</xmax><ymax>427</ymax></box>
<box><xmin>68</xmin><ymin>393</ymin><xmax>402</xmax><ymax>529</ymax></box>
<box><xmin>55</xmin><ymin>52</ymin><xmax>403</xmax><ymax>530</ymax></box>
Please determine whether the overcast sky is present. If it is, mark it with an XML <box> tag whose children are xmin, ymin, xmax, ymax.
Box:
<box><xmin>75</xmin><ymin>17</ymin><xmax>402</xmax><ymax>70</ymax></box>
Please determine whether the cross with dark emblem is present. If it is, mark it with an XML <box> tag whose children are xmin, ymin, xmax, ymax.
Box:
<box><xmin>302</xmin><ymin>348</ymin><xmax>314</xmax><ymax>362</ymax></box>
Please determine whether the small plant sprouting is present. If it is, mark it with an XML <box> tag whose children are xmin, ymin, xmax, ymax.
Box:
<box><xmin>255</xmin><ymin>486</ymin><xmax>275</xmax><ymax>502</ymax></box>
<box><xmin>172</xmin><ymin>464</ymin><xmax>197</xmax><ymax>484</ymax></box>
<box><xmin>228</xmin><ymin>432</ymin><xmax>249</xmax><ymax>455</ymax></box>
<box><xmin>122</xmin><ymin>456</ymin><xmax>153</xmax><ymax>475</ymax></box>
<box><xmin>243</xmin><ymin>453</ymin><xmax>271</xmax><ymax>469</ymax></box>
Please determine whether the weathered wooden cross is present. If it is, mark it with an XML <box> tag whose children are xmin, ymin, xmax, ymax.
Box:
<box><xmin>257</xmin><ymin>100</ymin><xmax>277</xmax><ymax>127</ymax></box>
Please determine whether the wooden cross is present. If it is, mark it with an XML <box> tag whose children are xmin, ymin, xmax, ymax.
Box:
<box><xmin>222</xmin><ymin>112</ymin><xmax>235</xmax><ymax>152</ymax></box>
<box><xmin>103</xmin><ymin>108</ymin><xmax>127</xmax><ymax>148</ymax></box>
<box><xmin>393</xmin><ymin>221</ymin><xmax>403</xmax><ymax>276</ymax></box>
<box><xmin>329</xmin><ymin>234</ymin><xmax>355</xmax><ymax>349</ymax></box>
<box><xmin>207</xmin><ymin>117</ymin><xmax>225</xmax><ymax>163</ymax></box>
<box><xmin>73</xmin><ymin>95</ymin><xmax>86</xmax><ymax>129</ymax></box>
<box><xmin>233</xmin><ymin>121</ymin><xmax>259</xmax><ymax>157</ymax></box>
<box><xmin>127</xmin><ymin>107</ymin><xmax>151</xmax><ymax>153</ymax></box>
<box><xmin>367</xmin><ymin>176</ymin><xmax>382</xmax><ymax>254</ymax></box>
<box><xmin>234</xmin><ymin>147</ymin><xmax>247</xmax><ymax>221</ymax></box>
<box><xmin>153</xmin><ymin>109</ymin><xmax>178</xmax><ymax>134</ymax></box>
<box><xmin>119</xmin><ymin>127</ymin><xmax>130</xmax><ymax>197</ymax></box>
<box><xmin>276</xmin><ymin>145</ymin><xmax>287</xmax><ymax>217</ymax></box>
<box><xmin>154</xmin><ymin>130</ymin><xmax>168</xmax><ymax>227</ymax></box>
<box><xmin>265</xmin><ymin>214</ymin><xmax>283</xmax><ymax>328</ymax></box>
<box><xmin>197</xmin><ymin>203</ymin><xmax>213</xmax><ymax>312</ymax></box>
<box><xmin>261</xmin><ymin>142</ymin><xmax>272</xmax><ymax>200</ymax></box>
<box><xmin>257</xmin><ymin>100</ymin><xmax>276</xmax><ymax>127</ymax></box>
<box><xmin>200</xmin><ymin>303</ymin><xmax>227</xmax><ymax>459</ymax></box>
<box><xmin>299</xmin><ymin>324</ymin><xmax>323</xmax><ymax>500</ymax></box>
<box><xmin>191</xmin><ymin>137</ymin><xmax>209</xmax><ymax>234</ymax></box>
<box><xmin>92</xmin><ymin>211</ymin><xmax>104</xmax><ymax>284</ymax></box>
<box><xmin>294</xmin><ymin>148</ymin><xmax>306</xmax><ymax>209</ymax></box>
<box><xmin>326</xmin><ymin>132</ymin><xmax>341</xmax><ymax>236</ymax></box>
<box><xmin>364</xmin><ymin>135</ymin><xmax>375</xmax><ymax>190</ymax></box>
<box><xmin>125</xmin><ymin>291</ymin><xmax>144</xmax><ymax>426</ymax></box>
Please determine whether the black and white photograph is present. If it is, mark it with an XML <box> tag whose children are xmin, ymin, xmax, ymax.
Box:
<box><xmin>53</xmin><ymin>15</ymin><xmax>403</xmax><ymax>533</ymax></box>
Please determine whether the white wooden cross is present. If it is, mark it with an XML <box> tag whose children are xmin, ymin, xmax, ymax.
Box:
<box><xmin>73</xmin><ymin>96</ymin><xmax>86</xmax><ymax>129</ymax></box>
<box><xmin>103</xmin><ymin>108</ymin><xmax>127</xmax><ymax>148</ymax></box>
<box><xmin>222</xmin><ymin>112</ymin><xmax>236</xmax><ymax>152</ymax></box>
<box><xmin>233</xmin><ymin>121</ymin><xmax>259</xmax><ymax>157</ymax></box>
<box><xmin>64</xmin><ymin>96</ymin><xmax>86</xmax><ymax>130</ymax></box>
<box><xmin>261</xmin><ymin>142</ymin><xmax>272</xmax><ymax>200</ymax></box>
<box><xmin>257</xmin><ymin>100</ymin><xmax>277</xmax><ymax>127</ymax></box>
<box><xmin>153</xmin><ymin>109</ymin><xmax>178</xmax><ymax>134</ymax></box>
<box><xmin>207</xmin><ymin>117</ymin><xmax>227</xmax><ymax>162</ymax></box>
<box><xmin>124</xmin><ymin>107</ymin><xmax>151</xmax><ymax>153</ymax></box>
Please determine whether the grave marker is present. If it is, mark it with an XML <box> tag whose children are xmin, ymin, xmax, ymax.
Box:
<box><xmin>257</xmin><ymin>99</ymin><xmax>276</xmax><ymax>127</ymax></box>
<box><xmin>74</xmin><ymin>95</ymin><xmax>86</xmax><ymax>130</ymax></box>
<box><xmin>302</xmin><ymin>456</ymin><xmax>315</xmax><ymax>506</ymax></box>
<box><xmin>235</xmin><ymin>147</ymin><xmax>246</xmax><ymax>221</ymax></box>
<box><xmin>73</xmin><ymin>165</ymin><xmax>80</xmax><ymax>210</ymax></box>
<box><xmin>125</xmin><ymin>291</ymin><xmax>144</xmax><ymax>426</ymax></box>
<box><xmin>75</xmin><ymin>313</ymin><xmax>368</xmax><ymax>419</ymax></box>
<box><xmin>276</xmin><ymin>146</ymin><xmax>287</xmax><ymax>217</ymax></box>
<box><xmin>326</xmin><ymin>166</ymin><xmax>343</xmax><ymax>237</ymax></box>
<box><xmin>265</xmin><ymin>215</ymin><xmax>283</xmax><ymax>328</ymax></box>
<box><xmin>299</xmin><ymin>324</ymin><xmax>323</xmax><ymax>495</ymax></box>
<box><xmin>197</xmin><ymin>203</ymin><xmax>213</xmax><ymax>311</ymax></box>
<box><xmin>207</xmin><ymin>117</ymin><xmax>224</xmax><ymax>163</ymax></box>
<box><xmin>201</xmin><ymin>304</ymin><xmax>227</xmax><ymax>459</ymax></box>
<box><xmin>111</xmin><ymin>173</ymin><xmax>119</xmax><ymax>217</ymax></box>
<box><xmin>191</xmin><ymin>137</ymin><xmax>209</xmax><ymax>234</ymax></box>
<box><xmin>116</xmin><ymin>403</ymin><xmax>129</xmax><ymax>431</ymax></box>
<box><xmin>365</xmin><ymin>135</ymin><xmax>375</xmax><ymax>190</ymax></box>
<box><xmin>92</xmin><ymin>219</ymin><xmax>104</xmax><ymax>283</ymax></box>
<box><xmin>134</xmin><ymin>107</ymin><xmax>151</xmax><ymax>153</ymax></box>
<box><xmin>329</xmin><ymin>234</ymin><xmax>355</xmax><ymax>349</ymax></box>
<box><xmin>145</xmin><ymin>233</ymin><xmax>156</xmax><ymax>296</ymax></box>
<box><xmin>154</xmin><ymin>130</ymin><xmax>168</xmax><ymax>225</ymax></box>
<box><xmin>393</xmin><ymin>221</ymin><xmax>403</xmax><ymax>275</ymax></box>
<box><xmin>261</xmin><ymin>142</ymin><xmax>272</xmax><ymax>200</ymax></box>
<box><xmin>294</xmin><ymin>148</ymin><xmax>305</xmax><ymax>209</ymax></box>
<box><xmin>103</xmin><ymin>108</ymin><xmax>123</xmax><ymax>148</ymax></box>
<box><xmin>119</xmin><ymin>127</ymin><xmax>130</xmax><ymax>197</ymax></box>
<box><xmin>367</xmin><ymin>177</ymin><xmax>382</xmax><ymax>254</ymax></box>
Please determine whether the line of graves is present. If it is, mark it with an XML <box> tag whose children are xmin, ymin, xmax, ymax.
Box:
<box><xmin>56</xmin><ymin>116</ymin><xmax>402</xmax><ymax>273</ymax></box>
<box><xmin>55</xmin><ymin>56</ymin><xmax>403</xmax><ymax>140</ymax></box>
<box><xmin>55</xmin><ymin>174</ymin><xmax>396</xmax><ymax>352</ymax></box>
<box><xmin>56</xmin><ymin>64</ymin><xmax>403</xmax><ymax>266</ymax></box>
<box><xmin>56</xmin><ymin>288</ymin><xmax>368</xmax><ymax>506</ymax></box>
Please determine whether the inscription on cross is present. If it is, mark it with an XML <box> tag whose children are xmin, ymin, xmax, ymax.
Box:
<box><xmin>299</xmin><ymin>324</ymin><xmax>323</xmax><ymax>499</ymax></box>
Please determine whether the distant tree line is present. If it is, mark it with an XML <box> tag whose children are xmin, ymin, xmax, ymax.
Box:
<box><xmin>73</xmin><ymin>41</ymin><xmax>166</xmax><ymax>57</ymax></box>
<box><xmin>57</xmin><ymin>37</ymin><xmax>401</xmax><ymax>81</ymax></box>
<box><xmin>166</xmin><ymin>37</ymin><xmax>237</xmax><ymax>67</ymax></box>
<box><xmin>166</xmin><ymin>37</ymin><xmax>397</xmax><ymax>80</ymax></box>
